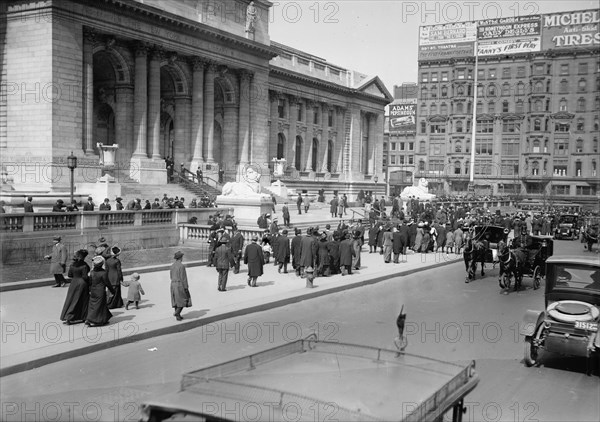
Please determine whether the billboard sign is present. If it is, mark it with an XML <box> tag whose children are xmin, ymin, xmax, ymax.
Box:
<box><xmin>389</xmin><ymin>101</ymin><xmax>416</xmax><ymax>134</ymax></box>
<box><xmin>477</xmin><ymin>36</ymin><xmax>541</xmax><ymax>56</ymax></box>
<box><xmin>542</xmin><ymin>10</ymin><xmax>600</xmax><ymax>49</ymax></box>
<box><xmin>418</xmin><ymin>22</ymin><xmax>476</xmax><ymax>60</ymax></box>
<box><xmin>477</xmin><ymin>15</ymin><xmax>541</xmax><ymax>39</ymax></box>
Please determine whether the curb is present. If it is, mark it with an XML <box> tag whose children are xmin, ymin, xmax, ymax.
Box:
<box><xmin>0</xmin><ymin>257</ymin><xmax>459</xmax><ymax>377</ymax></box>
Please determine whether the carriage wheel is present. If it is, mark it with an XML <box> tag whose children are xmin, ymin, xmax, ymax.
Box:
<box><xmin>503</xmin><ymin>273</ymin><xmax>511</xmax><ymax>291</ymax></box>
<box><xmin>533</xmin><ymin>266</ymin><xmax>542</xmax><ymax>290</ymax></box>
<box><xmin>524</xmin><ymin>323</ymin><xmax>544</xmax><ymax>367</ymax></box>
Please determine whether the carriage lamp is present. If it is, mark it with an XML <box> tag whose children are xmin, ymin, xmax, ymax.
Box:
<box><xmin>542</xmin><ymin>241</ymin><xmax>547</xmax><ymax>248</ymax></box>
<box><xmin>67</xmin><ymin>151</ymin><xmax>78</xmax><ymax>205</ymax></box>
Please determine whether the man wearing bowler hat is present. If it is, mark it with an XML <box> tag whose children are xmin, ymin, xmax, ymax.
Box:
<box><xmin>46</xmin><ymin>235</ymin><xmax>68</xmax><ymax>287</ymax></box>
<box><xmin>214</xmin><ymin>235</ymin><xmax>234</xmax><ymax>291</ymax></box>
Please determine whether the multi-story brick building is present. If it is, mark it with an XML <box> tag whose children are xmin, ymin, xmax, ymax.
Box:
<box><xmin>416</xmin><ymin>9</ymin><xmax>599</xmax><ymax>205</ymax></box>
<box><xmin>0</xmin><ymin>0</ymin><xmax>391</xmax><ymax>201</ymax></box>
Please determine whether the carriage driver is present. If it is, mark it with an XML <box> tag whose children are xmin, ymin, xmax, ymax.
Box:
<box><xmin>513</xmin><ymin>226</ymin><xmax>534</xmax><ymax>265</ymax></box>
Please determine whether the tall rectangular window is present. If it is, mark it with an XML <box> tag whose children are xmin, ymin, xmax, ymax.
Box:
<box><xmin>278</xmin><ymin>99</ymin><xmax>285</xmax><ymax>118</ymax></box>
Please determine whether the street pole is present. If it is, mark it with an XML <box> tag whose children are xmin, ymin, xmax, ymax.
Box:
<box><xmin>469</xmin><ymin>39</ymin><xmax>479</xmax><ymax>189</ymax></box>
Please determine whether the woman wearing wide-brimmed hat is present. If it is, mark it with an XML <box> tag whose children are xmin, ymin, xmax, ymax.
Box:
<box><xmin>106</xmin><ymin>246</ymin><xmax>124</xmax><ymax>309</ymax></box>
<box><xmin>170</xmin><ymin>251</ymin><xmax>191</xmax><ymax>321</ymax></box>
<box><xmin>85</xmin><ymin>255</ymin><xmax>115</xmax><ymax>327</ymax></box>
<box><xmin>60</xmin><ymin>249</ymin><xmax>90</xmax><ymax>325</ymax></box>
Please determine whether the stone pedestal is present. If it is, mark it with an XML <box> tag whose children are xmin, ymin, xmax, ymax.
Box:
<box><xmin>129</xmin><ymin>157</ymin><xmax>167</xmax><ymax>184</ymax></box>
<box><xmin>215</xmin><ymin>194</ymin><xmax>273</xmax><ymax>228</ymax></box>
<box><xmin>77</xmin><ymin>179</ymin><xmax>122</xmax><ymax>204</ymax></box>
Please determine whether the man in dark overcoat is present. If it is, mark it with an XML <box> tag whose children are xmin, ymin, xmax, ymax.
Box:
<box><xmin>46</xmin><ymin>235</ymin><xmax>68</xmax><ymax>287</ymax></box>
<box><xmin>339</xmin><ymin>233</ymin><xmax>356</xmax><ymax>275</ymax></box>
<box><xmin>392</xmin><ymin>226</ymin><xmax>403</xmax><ymax>263</ymax></box>
<box><xmin>398</xmin><ymin>220</ymin><xmax>410</xmax><ymax>255</ymax></box>
<box><xmin>408</xmin><ymin>220</ymin><xmax>417</xmax><ymax>249</ymax></box>
<box><xmin>299</xmin><ymin>228</ymin><xmax>318</xmax><ymax>278</ymax></box>
<box><xmin>296</xmin><ymin>193</ymin><xmax>303</xmax><ymax>214</ymax></box>
<box><xmin>83</xmin><ymin>197</ymin><xmax>95</xmax><ymax>211</ymax></box>
<box><xmin>330</xmin><ymin>195</ymin><xmax>338</xmax><ymax>218</ymax></box>
<box><xmin>230</xmin><ymin>227</ymin><xmax>244</xmax><ymax>274</ymax></box>
<box><xmin>244</xmin><ymin>236</ymin><xmax>264</xmax><ymax>287</ymax></box>
<box><xmin>282</xmin><ymin>202</ymin><xmax>291</xmax><ymax>226</ymax></box>
<box><xmin>291</xmin><ymin>228</ymin><xmax>303</xmax><ymax>276</ymax></box>
<box><xmin>170</xmin><ymin>251</ymin><xmax>191</xmax><ymax>321</ymax></box>
<box><xmin>327</xmin><ymin>234</ymin><xmax>341</xmax><ymax>275</ymax></box>
<box><xmin>99</xmin><ymin>198</ymin><xmax>111</xmax><ymax>211</ymax></box>
<box><xmin>23</xmin><ymin>196</ymin><xmax>34</xmax><ymax>212</ymax></box>
<box><xmin>277</xmin><ymin>229</ymin><xmax>291</xmax><ymax>273</ymax></box>
<box><xmin>214</xmin><ymin>236</ymin><xmax>234</xmax><ymax>291</ymax></box>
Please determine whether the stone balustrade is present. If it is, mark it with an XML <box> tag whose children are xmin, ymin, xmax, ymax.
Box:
<box><xmin>1</xmin><ymin>208</ymin><xmax>233</xmax><ymax>233</ymax></box>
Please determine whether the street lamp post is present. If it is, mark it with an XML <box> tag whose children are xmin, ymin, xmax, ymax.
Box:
<box><xmin>67</xmin><ymin>151</ymin><xmax>78</xmax><ymax>206</ymax></box>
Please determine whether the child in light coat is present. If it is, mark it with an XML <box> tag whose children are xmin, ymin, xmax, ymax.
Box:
<box><xmin>121</xmin><ymin>272</ymin><xmax>145</xmax><ymax>310</ymax></box>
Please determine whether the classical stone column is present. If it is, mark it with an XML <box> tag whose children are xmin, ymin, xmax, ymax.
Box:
<box><xmin>221</xmin><ymin>104</ymin><xmax>238</xmax><ymax>174</ymax></box>
<box><xmin>335</xmin><ymin>106</ymin><xmax>346</xmax><ymax>175</ymax></box>
<box><xmin>368</xmin><ymin>112</ymin><xmax>376</xmax><ymax>175</ymax></box>
<box><xmin>269</xmin><ymin>91</ymin><xmax>279</xmax><ymax>161</ymax></box>
<box><xmin>114</xmin><ymin>84</ymin><xmax>134</xmax><ymax>162</ymax></box>
<box><xmin>373</xmin><ymin>113</ymin><xmax>383</xmax><ymax>177</ymax></box>
<box><xmin>320</xmin><ymin>102</ymin><xmax>330</xmax><ymax>171</ymax></box>
<box><xmin>174</xmin><ymin>95</ymin><xmax>191</xmax><ymax>166</ymax></box>
<box><xmin>132</xmin><ymin>43</ymin><xmax>148</xmax><ymax>158</ymax></box>
<box><xmin>238</xmin><ymin>69</ymin><xmax>252</xmax><ymax>164</ymax></box>
<box><xmin>204</xmin><ymin>62</ymin><xmax>217</xmax><ymax>163</ymax></box>
<box><xmin>287</xmin><ymin>95</ymin><xmax>298</xmax><ymax>166</ymax></box>
<box><xmin>83</xmin><ymin>28</ymin><xmax>96</xmax><ymax>155</ymax></box>
<box><xmin>148</xmin><ymin>47</ymin><xmax>163</xmax><ymax>160</ymax></box>
<box><xmin>190</xmin><ymin>57</ymin><xmax>205</xmax><ymax>168</ymax></box>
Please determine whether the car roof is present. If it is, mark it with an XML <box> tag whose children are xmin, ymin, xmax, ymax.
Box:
<box><xmin>546</xmin><ymin>255</ymin><xmax>600</xmax><ymax>267</ymax></box>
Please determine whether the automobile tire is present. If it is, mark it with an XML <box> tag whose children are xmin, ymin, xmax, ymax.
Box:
<box><xmin>533</xmin><ymin>266</ymin><xmax>541</xmax><ymax>290</ymax></box>
<box><xmin>524</xmin><ymin>324</ymin><xmax>544</xmax><ymax>367</ymax></box>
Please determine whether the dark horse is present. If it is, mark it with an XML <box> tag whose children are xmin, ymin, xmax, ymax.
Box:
<box><xmin>497</xmin><ymin>240</ymin><xmax>523</xmax><ymax>292</ymax></box>
<box><xmin>583</xmin><ymin>226</ymin><xmax>598</xmax><ymax>253</ymax></box>
<box><xmin>463</xmin><ymin>231</ymin><xmax>487</xmax><ymax>283</ymax></box>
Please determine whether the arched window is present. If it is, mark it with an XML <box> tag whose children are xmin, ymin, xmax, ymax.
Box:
<box><xmin>594</xmin><ymin>118</ymin><xmax>599</xmax><ymax>131</ymax></box>
<box><xmin>534</xmin><ymin>100</ymin><xmax>542</xmax><ymax>112</ymax></box>
<box><xmin>531</xmin><ymin>161</ymin><xmax>539</xmax><ymax>176</ymax></box>
<box><xmin>456</xmin><ymin>102</ymin><xmax>464</xmax><ymax>113</ymax></box>
<box><xmin>516</xmin><ymin>100</ymin><xmax>524</xmax><ymax>113</ymax></box>
<box><xmin>577</xmin><ymin>98</ymin><xmax>586</xmax><ymax>112</ymax></box>
<box><xmin>488</xmin><ymin>101</ymin><xmax>495</xmax><ymax>114</ymax></box>
<box><xmin>277</xmin><ymin>133</ymin><xmax>285</xmax><ymax>159</ymax></box>
<box><xmin>311</xmin><ymin>138</ymin><xmax>318</xmax><ymax>171</ymax></box>
<box><xmin>577</xmin><ymin>118</ymin><xmax>585</xmax><ymax>131</ymax></box>
<box><xmin>534</xmin><ymin>118</ymin><xmax>541</xmax><ymax>131</ymax></box>
<box><xmin>487</xmin><ymin>84</ymin><xmax>497</xmax><ymax>97</ymax></box>
<box><xmin>454</xmin><ymin>161</ymin><xmax>461</xmax><ymax>174</ymax></box>
<box><xmin>419</xmin><ymin>160</ymin><xmax>425</xmax><ymax>171</ymax></box>
<box><xmin>578</xmin><ymin>79</ymin><xmax>587</xmax><ymax>92</ymax></box>
<box><xmin>476</xmin><ymin>102</ymin><xmax>483</xmax><ymax>114</ymax></box>
<box><xmin>440</xmin><ymin>103</ymin><xmax>448</xmax><ymax>114</ymax></box>
<box><xmin>430</xmin><ymin>103</ymin><xmax>437</xmax><ymax>115</ymax></box>
<box><xmin>576</xmin><ymin>138</ymin><xmax>584</xmax><ymax>153</ymax></box>
<box><xmin>419</xmin><ymin>140</ymin><xmax>426</xmax><ymax>153</ymax></box>
<box><xmin>441</xmin><ymin>86</ymin><xmax>448</xmax><ymax>97</ymax></box>
<box><xmin>559</xmin><ymin>99</ymin><xmax>567</xmax><ymax>111</ymax></box>
<box><xmin>455</xmin><ymin>140</ymin><xmax>462</xmax><ymax>152</ymax></box>
<box><xmin>294</xmin><ymin>136</ymin><xmax>303</xmax><ymax>170</ymax></box>
<box><xmin>534</xmin><ymin>81</ymin><xmax>543</xmax><ymax>93</ymax></box>
<box><xmin>559</xmin><ymin>79</ymin><xmax>569</xmax><ymax>93</ymax></box>
<box><xmin>457</xmin><ymin>85</ymin><xmax>465</xmax><ymax>96</ymax></box>
<box><xmin>502</xmin><ymin>83</ymin><xmax>511</xmax><ymax>96</ymax></box>
<box><xmin>456</xmin><ymin>121</ymin><xmax>463</xmax><ymax>133</ymax></box>
<box><xmin>533</xmin><ymin>140</ymin><xmax>540</xmax><ymax>153</ymax></box>
<box><xmin>517</xmin><ymin>82</ymin><xmax>525</xmax><ymax>96</ymax></box>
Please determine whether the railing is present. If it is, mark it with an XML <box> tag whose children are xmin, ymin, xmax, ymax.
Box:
<box><xmin>179</xmin><ymin>168</ymin><xmax>222</xmax><ymax>193</ymax></box>
<box><xmin>0</xmin><ymin>208</ymin><xmax>232</xmax><ymax>233</ymax></box>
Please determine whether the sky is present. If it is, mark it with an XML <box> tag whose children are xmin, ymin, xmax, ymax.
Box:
<box><xmin>268</xmin><ymin>0</ymin><xmax>599</xmax><ymax>93</ymax></box>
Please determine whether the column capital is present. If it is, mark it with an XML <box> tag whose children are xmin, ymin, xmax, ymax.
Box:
<box><xmin>83</xmin><ymin>27</ymin><xmax>97</xmax><ymax>44</ymax></box>
<box><xmin>134</xmin><ymin>42</ymin><xmax>149</xmax><ymax>57</ymax></box>
<box><xmin>269</xmin><ymin>90</ymin><xmax>281</xmax><ymax>102</ymax></box>
<box><xmin>190</xmin><ymin>56</ymin><xmax>207</xmax><ymax>71</ymax></box>
<box><xmin>288</xmin><ymin>95</ymin><xmax>301</xmax><ymax>106</ymax></box>
<box><xmin>150</xmin><ymin>46</ymin><xmax>165</xmax><ymax>61</ymax></box>
<box><xmin>307</xmin><ymin>99</ymin><xmax>318</xmax><ymax>109</ymax></box>
<box><xmin>206</xmin><ymin>61</ymin><xmax>219</xmax><ymax>72</ymax></box>
<box><xmin>335</xmin><ymin>105</ymin><xmax>346</xmax><ymax>116</ymax></box>
<box><xmin>237</xmin><ymin>68</ymin><xmax>254</xmax><ymax>81</ymax></box>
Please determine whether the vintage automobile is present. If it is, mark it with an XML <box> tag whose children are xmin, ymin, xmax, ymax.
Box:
<box><xmin>140</xmin><ymin>335</ymin><xmax>480</xmax><ymax>422</ymax></box>
<box><xmin>554</xmin><ymin>214</ymin><xmax>580</xmax><ymax>240</ymax></box>
<box><xmin>521</xmin><ymin>256</ymin><xmax>600</xmax><ymax>371</ymax></box>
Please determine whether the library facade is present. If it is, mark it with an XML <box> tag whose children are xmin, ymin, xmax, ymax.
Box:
<box><xmin>1</xmin><ymin>0</ymin><xmax>391</xmax><ymax>199</ymax></box>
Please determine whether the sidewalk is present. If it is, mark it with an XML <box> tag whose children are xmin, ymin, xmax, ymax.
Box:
<box><xmin>0</xmin><ymin>205</ymin><xmax>463</xmax><ymax>376</ymax></box>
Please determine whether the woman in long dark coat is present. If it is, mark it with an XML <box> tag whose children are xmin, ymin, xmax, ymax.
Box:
<box><xmin>316</xmin><ymin>234</ymin><xmax>330</xmax><ymax>276</ymax></box>
<box><xmin>106</xmin><ymin>246</ymin><xmax>124</xmax><ymax>309</ymax></box>
<box><xmin>170</xmin><ymin>251</ymin><xmax>191</xmax><ymax>320</ymax></box>
<box><xmin>60</xmin><ymin>249</ymin><xmax>90</xmax><ymax>325</ymax></box>
<box><xmin>244</xmin><ymin>236</ymin><xmax>264</xmax><ymax>287</ymax></box>
<box><xmin>339</xmin><ymin>233</ymin><xmax>356</xmax><ymax>275</ymax></box>
<box><xmin>85</xmin><ymin>256</ymin><xmax>115</xmax><ymax>327</ymax></box>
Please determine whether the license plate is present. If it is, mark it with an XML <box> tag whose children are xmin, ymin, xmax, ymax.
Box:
<box><xmin>575</xmin><ymin>321</ymin><xmax>598</xmax><ymax>331</ymax></box>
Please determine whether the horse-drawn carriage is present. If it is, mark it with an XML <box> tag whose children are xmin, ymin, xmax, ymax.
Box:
<box><xmin>582</xmin><ymin>217</ymin><xmax>599</xmax><ymax>253</ymax></box>
<box><xmin>498</xmin><ymin>235</ymin><xmax>554</xmax><ymax>293</ymax></box>
<box><xmin>463</xmin><ymin>225</ymin><xmax>508</xmax><ymax>283</ymax></box>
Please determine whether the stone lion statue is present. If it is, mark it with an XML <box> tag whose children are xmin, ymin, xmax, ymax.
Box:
<box><xmin>221</xmin><ymin>164</ymin><xmax>269</xmax><ymax>198</ymax></box>
<box><xmin>400</xmin><ymin>178</ymin><xmax>436</xmax><ymax>200</ymax></box>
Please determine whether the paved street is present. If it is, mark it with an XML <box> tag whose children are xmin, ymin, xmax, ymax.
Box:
<box><xmin>1</xmin><ymin>238</ymin><xmax>598</xmax><ymax>421</ymax></box>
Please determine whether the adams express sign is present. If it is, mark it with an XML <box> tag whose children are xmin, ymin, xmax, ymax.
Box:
<box><xmin>542</xmin><ymin>10</ymin><xmax>599</xmax><ymax>49</ymax></box>
<box><xmin>388</xmin><ymin>102</ymin><xmax>416</xmax><ymax>133</ymax></box>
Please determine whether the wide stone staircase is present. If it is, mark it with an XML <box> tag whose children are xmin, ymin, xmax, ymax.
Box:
<box><xmin>119</xmin><ymin>178</ymin><xmax>221</xmax><ymax>206</ymax></box>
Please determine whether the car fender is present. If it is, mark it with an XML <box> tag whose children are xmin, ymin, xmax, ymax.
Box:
<box><xmin>521</xmin><ymin>310</ymin><xmax>545</xmax><ymax>337</ymax></box>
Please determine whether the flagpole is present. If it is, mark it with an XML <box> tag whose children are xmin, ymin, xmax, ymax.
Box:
<box><xmin>469</xmin><ymin>38</ymin><xmax>478</xmax><ymax>186</ymax></box>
